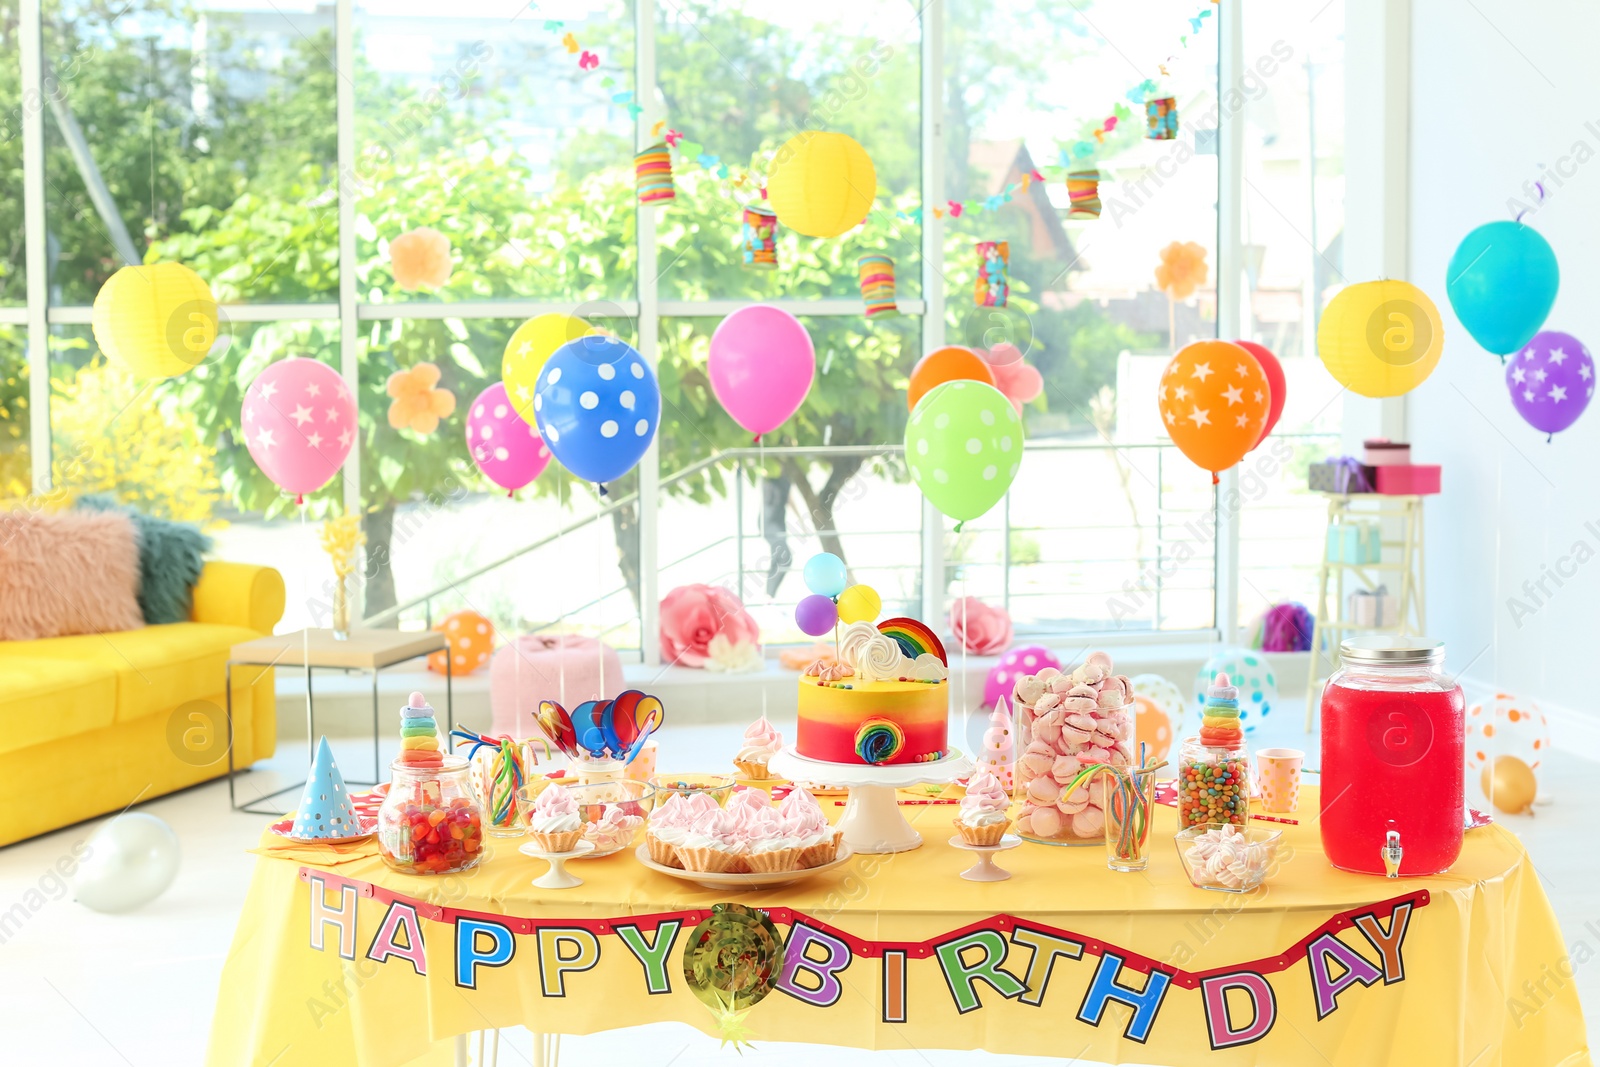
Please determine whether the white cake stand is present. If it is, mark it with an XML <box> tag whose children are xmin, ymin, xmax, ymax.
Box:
<box><xmin>770</xmin><ymin>747</ymin><xmax>974</xmax><ymax>854</ymax></box>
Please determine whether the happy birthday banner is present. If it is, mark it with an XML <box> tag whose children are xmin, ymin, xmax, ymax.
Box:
<box><xmin>301</xmin><ymin>866</ymin><xmax>1427</xmax><ymax>1052</ymax></box>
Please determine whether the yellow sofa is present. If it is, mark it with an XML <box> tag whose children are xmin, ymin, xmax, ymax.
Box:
<box><xmin>0</xmin><ymin>561</ymin><xmax>284</xmax><ymax>846</ymax></box>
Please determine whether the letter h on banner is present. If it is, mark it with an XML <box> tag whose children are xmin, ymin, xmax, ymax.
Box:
<box><xmin>1076</xmin><ymin>952</ymin><xmax>1172</xmax><ymax>1043</ymax></box>
<box><xmin>308</xmin><ymin>874</ymin><xmax>358</xmax><ymax>961</ymax></box>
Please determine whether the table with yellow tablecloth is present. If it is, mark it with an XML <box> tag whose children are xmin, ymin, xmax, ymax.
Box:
<box><xmin>206</xmin><ymin>786</ymin><xmax>1591</xmax><ymax>1067</ymax></box>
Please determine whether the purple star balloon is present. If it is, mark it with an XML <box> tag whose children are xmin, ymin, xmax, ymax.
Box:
<box><xmin>1506</xmin><ymin>330</ymin><xmax>1594</xmax><ymax>439</ymax></box>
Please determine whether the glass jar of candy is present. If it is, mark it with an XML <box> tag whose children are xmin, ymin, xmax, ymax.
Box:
<box><xmin>1178</xmin><ymin>737</ymin><xmax>1251</xmax><ymax>830</ymax></box>
<box><xmin>377</xmin><ymin>755</ymin><xmax>485</xmax><ymax>874</ymax></box>
<box><xmin>1320</xmin><ymin>636</ymin><xmax>1464</xmax><ymax>876</ymax></box>
<box><xmin>1012</xmin><ymin>660</ymin><xmax>1134</xmax><ymax>846</ymax></box>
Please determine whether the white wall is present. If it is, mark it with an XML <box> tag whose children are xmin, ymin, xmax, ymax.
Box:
<box><xmin>1410</xmin><ymin>0</ymin><xmax>1600</xmax><ymax>726</ymax></box>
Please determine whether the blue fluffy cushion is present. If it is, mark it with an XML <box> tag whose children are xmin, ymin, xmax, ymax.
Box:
<box><xmin>75</xmin><ymin>495</ymin><xmax>213</xmax><ymax>624</ymax></box>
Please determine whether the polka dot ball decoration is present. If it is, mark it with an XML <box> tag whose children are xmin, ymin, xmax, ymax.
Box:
<box><xmin>427</xmin><ymin>610</ymin><xmax>494</xmax><ymax>676</ymax></box>
<box><xmin>984</xmin><ymin>645</ymin><xmax>1061</xmax><ymax>709</ymax></box>
<box><xmin>1466</xmin><ymin>692</ymin><xmax>1549</xmax><ymax>775</ymax></box>
<box><xmin>1131</xmin><ymin>693</ymin><xmax>1174</xmax><ymax>763</ymax></box>
<box><xmin>1131</xmin><ymin>673</ymin><xmax>1188</xmax><ymax>740</ymax></box>
<box><xmin>1192</xmin><ymin>649</ymin><xmax>1277</xmax><ymax>735</ymax></box>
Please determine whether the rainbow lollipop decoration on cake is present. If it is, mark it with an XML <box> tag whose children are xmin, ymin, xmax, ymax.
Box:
<box><xmin>855</xmin><ymin>718</ymin><xmax>905</xmax><ymax>763</ymax></box>
<box><xmin>878</xmin><ymin>617</ymin><xmax>947</xmax><ymax>676</ymax></box>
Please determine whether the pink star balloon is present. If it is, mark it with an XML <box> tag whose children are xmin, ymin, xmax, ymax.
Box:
<box><xmin>467</xmin><ymin>381</ymin><xmax>552</xmax><ymax>495</ymax></box>
<box><xmin>240</xmin><ymin>357</ymin><xmax>356</xmax><ymax>502</ymax></box>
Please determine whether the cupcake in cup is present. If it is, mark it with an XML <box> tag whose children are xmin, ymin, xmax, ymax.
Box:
<box><xmin>734</xmin><ymin>715</ymin><xmax>784</xmax><ymax>781</ymax></box>
<box><xmin>954</xmin><ymin>769</ymin><xmax>1013</xmax><ymax>846</ymax></box>
<box><xmin>526</xmin><ymin>783</ymin><xmax>583</xmax><ymax>852</ymax></box>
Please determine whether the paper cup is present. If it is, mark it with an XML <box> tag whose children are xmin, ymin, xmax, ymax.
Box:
<box><xmin>1255</xmin><ymin>748</ymin><xmax>1304</xmax><ymax>813</ymax></box>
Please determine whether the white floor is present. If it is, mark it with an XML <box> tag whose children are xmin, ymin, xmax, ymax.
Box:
<box><xmin>0</xmin><ymin>714</ymin><xmax>1593</xmax><ymax>1067</ymax></box>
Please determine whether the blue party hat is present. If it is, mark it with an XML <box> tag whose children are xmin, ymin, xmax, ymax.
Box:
<box><xmin>290</xmin><ymin>737</ymin><xmax>363</xmax><ymax>840</ymax></box>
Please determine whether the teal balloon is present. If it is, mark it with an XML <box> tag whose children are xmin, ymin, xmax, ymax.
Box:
<box><xmin>905</xmin><ymin>380</ymin><xmax>1023</xmax><ymax>524</ymax></box>
<box><xmin>1445</xmin><ymin>221</ymin><xmax>1559</xmax><ymax>356</ymax></box>
<box><xmin>802</xmin><ymin>552</ymin><xmax>848</xmax><ymax>597</ymax></box>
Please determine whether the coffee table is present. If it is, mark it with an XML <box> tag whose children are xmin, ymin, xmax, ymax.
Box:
<box><xmin>225</xmin><ymin>628</ymin><xmax>452</xmax><ymax>814</ymax></box>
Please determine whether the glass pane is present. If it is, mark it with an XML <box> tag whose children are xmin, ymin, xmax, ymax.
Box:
<box><xmin>943</xmin><ymin>0</ymin><xmax>1219</xmax><ymax>634</ymax></box>
<box><xmin>658</xmin><ymin>313</ymin><xmax>922</xmax><ymax>645</ymax></box>
<box><xmin>354</xmin><ymin>0</ymin><xmax>637</xmax><ymax>304</ymax></box>
<box><xmin>655</xmin><ymin>1</ymin><xmax>921</xmax><ymax>301</ymax></box>
<box><xmin>0</xmin><ymin>326</ymin><xmax>27</xmax><ymax>497</ymax></box>
<box><xmin>0</xmin><ymin>1</ymin><xmax>23</xmax><ymax>305</ymax></box>
<box><xmin>1238</xmin><ymin>1</ymin><xmax>1347</xmax><ymax>626</ymax></box>
<box><xmin>48</xmin><ymin>320</ymin><xmax>339</xmax><ymax>630</ymax></box>
<box><xmin>43</xmin><ymin>0</ymin><xmax>337</xmax><ymax>304</ymax></box>
<box><xmin>356</xmin><ymin>315</ymin><xmax>640</xmax><ymax>655</ymax></box>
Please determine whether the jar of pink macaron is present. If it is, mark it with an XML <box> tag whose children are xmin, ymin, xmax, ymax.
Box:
<box><xmin>1012</xmin><ymin>651</ymin><xmax>1136</xmax><ymax>846</ymax></box>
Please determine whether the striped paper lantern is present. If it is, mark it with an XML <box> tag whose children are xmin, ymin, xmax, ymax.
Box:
<box><xmin>741</xmin><ymin>204</ymin><xmax>779</xmax><ymax>269</ymax></box>
<box><xmin>1066</xmin><ymin>167</ymin><xmax>1102</xmax><ymax>219</ymax></box>
<box><xmin>858</xmin><ymin>254</ymin><xmax>898</xmax><ymax>317</ymax></box>
<box><xmin>635</xmin><ymin>142</ymin><xmax>675</xmax><ymax>205</ymax></box>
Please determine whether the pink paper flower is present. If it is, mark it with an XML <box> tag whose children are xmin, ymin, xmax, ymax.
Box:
<box><xmin>984</xmin><ymin>342</ymin><xmax>1044</xmax><ymax>415</ymax></box>
<box><xmin>660</xmin><ymin>584</ymin><xmax>762</xmax><ymax>669</ymax></box>
<box><xmin>949</xmin><ymin>596</ymin><xmax>1013</xmax><ymax>655</ymax></box>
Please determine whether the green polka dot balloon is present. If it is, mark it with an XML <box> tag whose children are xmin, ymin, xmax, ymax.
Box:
<box><xmin>1193</xmin><ymin>648</ymin><xmax>1278</xmax><ymax>735</ymax></box>
<box><xmin>904</xmin><ymin>379</ymin><xmax>1024</xmax><ymax>524</ymax></box>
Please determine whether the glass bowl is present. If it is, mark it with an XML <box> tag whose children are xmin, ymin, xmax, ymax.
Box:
<box><xmin>650</xmin><ymin>773</ymin><xmax>736</xmax><ymax>808</ymax></box>
<box><xmin>1173</xmin><ymin>824</ymin><xmax>1283</xmax><ymax>893</ymax></box>
<box><xmin>517</xmin><ymin>779</ymin><xmax>656</xmax><ymax>858</ymax></box>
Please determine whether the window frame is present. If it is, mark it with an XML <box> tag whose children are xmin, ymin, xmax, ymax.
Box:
<box><xmin>16</xmin><ymin>0</ymin><xmax>1248</xmax><ymax>658</ymax></box>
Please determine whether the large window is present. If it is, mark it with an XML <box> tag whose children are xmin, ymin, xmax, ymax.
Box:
<box><xmin>5</xmin><ymin>0</ymin><xmax>1344</xmax><ymax>657</ymax></box>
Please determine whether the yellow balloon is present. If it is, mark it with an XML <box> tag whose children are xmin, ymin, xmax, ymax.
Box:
<box><xmin>1317</xmin><ymin>279</ymin><xmax>1444</xmax><ymax>397</ymax></box>
<box><xmin>90</xmin><ymin>262</ymin><xmax>218</xmax><ymax>379</ymax></box>
<box><xmin>502</xmin><ymin>314</ymin><xmax>594</xmax><ymax>419</ymax></box>
<box><xmin>766</xmin><ymin>132</ymin><xmax>877</xmax><ymax>239</ymax></box>
<box><xmin>836</xmin><ymin>584</ymin><xmax>882</xmax><ymax>625</ymax></box>
<box><xmin>1481</xmin><ymin>754</ymin><xmax>1537</xmax><ymax>815</ymax></box>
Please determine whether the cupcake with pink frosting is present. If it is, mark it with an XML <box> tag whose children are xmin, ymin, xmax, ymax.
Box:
<box><xmin>676</xmin><ymin>808</ymin><xmax>744</xmax><ymax>873</ymax></box>
<box><xmin>645</xmin><ymin>793</ymin><xmax>693</xmax><ymax>867</ymax></box>
<box><xmin>584</xmin><ymin>804</ymin><xmax>645</xmax><ymax>854</ymax></box>
<box><xmin>734</xmin><ymin>715</ymin><xmax>784</xmax><ymax>780</ymax></box>
<box><xmin>955</xmin><ymin>769</ymin><xmax>1012</xmax><ymax>845</ymax></box>
<box><xmin>779</xmin><ymin>786</ymin><xmax>842</xmax><ymax>867</ymax></box>
<box><xmin>527</xmin><ymin>783</ymin><xmax>583</xmax><ymax>852</ymax></box>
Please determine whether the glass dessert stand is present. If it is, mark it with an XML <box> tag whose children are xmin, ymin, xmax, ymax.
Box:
<box><xmin>770</xmin><ymin>747</ymin><xmax>974</xmax><ymax>854</ymax></box>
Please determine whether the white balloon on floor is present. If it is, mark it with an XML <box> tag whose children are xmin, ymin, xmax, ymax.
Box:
<box><xmin>71</xmin><ymin>812</ymin><xmax>180</xmax><ymax>914</ymax></box>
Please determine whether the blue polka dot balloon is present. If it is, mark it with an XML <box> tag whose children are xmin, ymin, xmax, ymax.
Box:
<box><xmin>533</xmin><ymin>334</ymin><xmax>660</xmax><ymax>485</ymax></box>
<box><xmin>1193</xmin><ymin>648</ymin><xmax>1278</xmax><ymax>735</ymax></box>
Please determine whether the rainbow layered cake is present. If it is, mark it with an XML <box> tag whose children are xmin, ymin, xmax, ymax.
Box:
<box><xmin>796</xmin><ymin>617</ymin><xmax>951</xmax><ymax>766</ymax></box>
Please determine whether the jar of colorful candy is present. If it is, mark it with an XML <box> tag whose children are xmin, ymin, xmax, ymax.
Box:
<box><xmin>1178</xmin><ymin>737</ymin><xmax>1251</xmax><ymax>829</ymax></box>
<box><xmin>377</xmin><ymin>755</ymin><xmax>485</xmax><ymax>874</ymax></box>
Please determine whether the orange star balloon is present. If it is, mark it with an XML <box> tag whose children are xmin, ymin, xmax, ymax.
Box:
<box><xmin>1158</xmin><ymin>340</ymin><xmax>1269</xmax><ymax>483</ymax></box>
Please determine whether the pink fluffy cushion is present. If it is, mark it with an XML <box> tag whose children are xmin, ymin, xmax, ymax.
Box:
<box><xmin>0</xmin><ymin>510</ymin><xmax>145</xmax><ymax>640</ymax></box>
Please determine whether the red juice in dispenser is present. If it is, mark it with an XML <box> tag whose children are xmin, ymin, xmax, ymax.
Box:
<box><xmin>1320</xmin><ymin>636</ymin><xmax>1464</xmax><ymax>876</ymax></box>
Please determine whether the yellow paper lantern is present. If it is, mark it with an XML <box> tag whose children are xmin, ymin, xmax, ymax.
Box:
<box><xmin>766</xmin><ymin>132</ymin><xmax>877</xmax><ymax>239</ymax></box>
<box><xmin>90</xmin><ymin>262</ymin><xmax>218</xmax><ymax>379</ymax></box>
<box><xmin>1317</xmin><ymin>279</ymin><xmax>1444</xmax><ymax>398</ymax></box>
<box><xmin>502</xmin><ymin>313</ymin><xmax>594</xmax><ymax>421</ymax></box>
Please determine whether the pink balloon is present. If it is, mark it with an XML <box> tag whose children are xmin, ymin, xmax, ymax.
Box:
<box><xmin>708</xmin><ymin>305</ymin><xmax>815</xmax><ymax>437</ymax></box>
<box><xmin>240</xmin><ymin>358</ymin><xmax>356</xmax><ymax>502</ymax></box>
<box><xmin>467</xmin><ymin>381</ymin><xmax>551</xmax><ymax>494</ymax></box>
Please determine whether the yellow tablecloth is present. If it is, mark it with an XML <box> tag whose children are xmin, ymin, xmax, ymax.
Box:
<box><xmin>207</xmin><ymin>787</ymin><xmax>1591</xmax><ymax>1067</ymax></box>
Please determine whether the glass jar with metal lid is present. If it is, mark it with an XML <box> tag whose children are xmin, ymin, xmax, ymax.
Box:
<box><xmin>1319</xmin><ymin>635</ymin><xmax>1465</xmax><ymax>876</ymax></box>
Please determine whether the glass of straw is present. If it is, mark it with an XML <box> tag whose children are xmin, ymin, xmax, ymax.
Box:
<box><xmin>1103</xmin><ymin>766</ymin><xmax>1158</xmax><ymax>872</ymax></box>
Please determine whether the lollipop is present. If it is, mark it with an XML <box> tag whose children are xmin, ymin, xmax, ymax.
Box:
<box><xmin>397</xmin><ymin>692</ymin><xmax>444</xmax><ymax>768</ymax></box>
<box><xmin>1198</xmin><ymin>672</ymin><xmax>1244</xmax><ymax>749</ymax></box>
